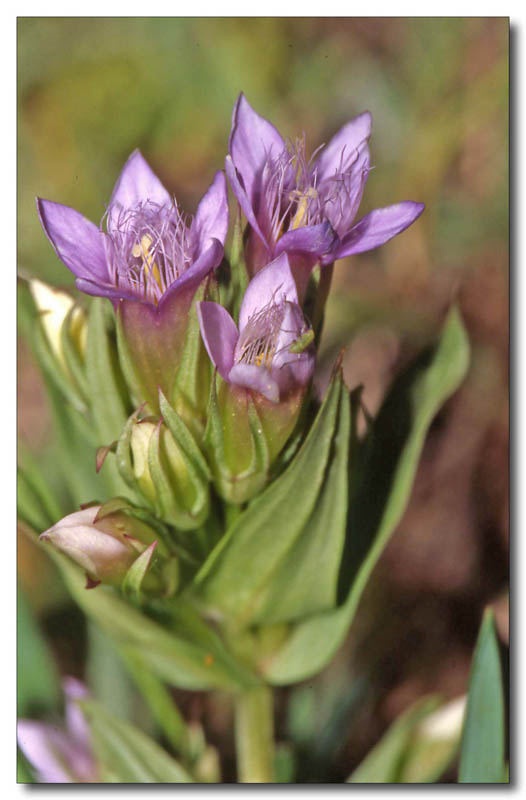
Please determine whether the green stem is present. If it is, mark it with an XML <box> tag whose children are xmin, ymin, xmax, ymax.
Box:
<box><xmin>234</xmin><ymin>686</ymin><xmax>275</xmax><ymax>783</ymax></box>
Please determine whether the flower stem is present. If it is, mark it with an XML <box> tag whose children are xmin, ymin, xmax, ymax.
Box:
<box><xmin>234</xmin><ymin>686</ymin><xmax>275</xmax><ymax>783</ymax></box>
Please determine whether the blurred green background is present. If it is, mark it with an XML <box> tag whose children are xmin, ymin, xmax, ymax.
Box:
<box><xmin>18</xmin><ymin>18</ymin><xmax>508</xmax><ymax>782</ymax></box>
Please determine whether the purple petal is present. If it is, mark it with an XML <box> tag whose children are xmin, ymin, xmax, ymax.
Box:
<box><xmin>74</xmin><ymin>276</ymin><xmax>142</xmax><ymax>304</ymax></box>
<box><xmin>108</xmin><ymin>150</ymin><xmax>171</xmax><ymax>216</ymax></box>
<box><xmin>197</xmin><ymin>301</ymin><xmax>238</xmax><ymax>381</ymax></box>
<box><xmin>159</xmin><ymin>238</ymin><xmax>224</xmax><ymax>309</ymax></box>
<box><xmin>37</xmin><ymin>199</ymin><xmax>108</xmax><ymax>282</ymax></box>
<box><xmin>321</xmin><ymin>140</ymin><xmax>370</xmax><ymax>236</ymax></box>
<box><xmin>228</xmin><ymin>363</ymin><xmax>280</xmax><ymax>404</ymax></box>
<box><xmin>239</xmin><ymin>253</ymin><xmax>297</xmax><ymax>331</ymax></box>
<box><xmin>274</xmin><ymin>222</ymin><xmax>337</xmax><ymax>259</ymax></box>
<box><xmin>225</xmin><ymin>155</ymin><xmax>269</xmax><ymax>250</ymax></box>
<box><xmin>18</xmin><ymin>721</ymin><xmax>74</xmax><ymax>783</ymax></box>
<box><xmin>229</xmin><ymin>93</ymin><xmax>286</xmax><ymax>207</ymax></box>
<box><xmin>333</xmin><ymin>201</ymin><xmax>425</xmax><ymax>259</ymax></box>
<box><xmin>314</xmin><ymin>111</ymin><xmax>372</xmax><ymax>182</ymax></box>
<box><xmin>272</xmin><ymin>302</ymin><xmax>315</xmax><ymax>390</ymax></box>
<box><xmin>191</xmin><ymin>171</ymin><xmax>229</xmax><ymax>250</ymax></box>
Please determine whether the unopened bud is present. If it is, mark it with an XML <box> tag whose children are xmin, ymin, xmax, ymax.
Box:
<box><xmin>40</xmin><ymin>505</ymin><xmax>157</xmax><ymax>586</ymax></box>
<box><xmin>30</xmin><ymin>279</ymin><xmax>87</xmax><ymax>367</ymax></box>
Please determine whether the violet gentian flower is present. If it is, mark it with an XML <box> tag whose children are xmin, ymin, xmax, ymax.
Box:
<box><xmin>37</xmin><ymin>152</ymin><xmax>228</xmax><ymax>411</ymax></box>
<box><xmin>197</xmin><ymin>253</ymin><xmax>314</xmax><ymax>404</ymax></box>
<box><xmin>37</xmin><ymin>150</ymin><xmax>228</xmax><ymax>308</ymax></box>
<box><xmin>225</xmin><ymin>93</ymin><xmax>424</xmax><ymax>270</ymax></box>
<box><xmin>18</xmin><ymin>678</ymin><xmax>97</xmax><ymax>783</ymax></box>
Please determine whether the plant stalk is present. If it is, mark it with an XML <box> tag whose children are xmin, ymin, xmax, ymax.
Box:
<box><xmin>234</xmin><ymin>685</ymin><xmax>275</xmax><ymax>783</ymax></box>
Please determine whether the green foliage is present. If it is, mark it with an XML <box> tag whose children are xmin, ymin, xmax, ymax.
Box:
<box><xmin>17</xmin><ymin>587</ymin><xmax>60</xmax><ymax>716</ymax></box>
<box><xmin>79</xmin><ymin>697</ymin><xmax>193</xmax><ymax>782</ymax></box>
<box><xmin>261</xmin><ymin>306</ymin><xmax>470</xmax><ymax>685</ymax></box>
<box><xmin>458</xmin><ymin>610</ymin><xmax>507</xmax><ymax>783</ymax></box>
<box><xmin>195</xmin><ymin>369</ymin><xmax>347</xmax><ymax>626</ymax></box>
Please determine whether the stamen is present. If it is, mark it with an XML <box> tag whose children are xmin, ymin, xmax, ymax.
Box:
<box><xmin>236</xmin><ymin>294</ymin><xmax>287</xmax><ymax>370</ymax></box>
<box><xmin>103</xmin><ymin>200</ymin><xmax>193</xmax><ymax>304</ymax></box>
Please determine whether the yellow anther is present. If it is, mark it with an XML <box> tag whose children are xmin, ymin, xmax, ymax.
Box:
<box><xmin>132</xmin><ymin>234</ymin><xmax>163</xmax><ymax>297</ymax></box>
<box><xmin>290</xmin><ymin>187</ymin><xmax>317</xmax><ymax>230</ymax></box>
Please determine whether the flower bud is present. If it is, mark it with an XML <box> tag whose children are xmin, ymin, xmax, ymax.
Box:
<box><xmin>40</xmin><ymin>505</ymin><xmax>157</xmax><ymax>586</ymax></box>
<box><xmin>30</xmin><ymin>278</ymin><xmax>87</xmax><ymax>368</ymax></box>
<box><xmin>126</xmin><ymin>413</ymin><xmax>210</xmax><ymax>530</ymax></box>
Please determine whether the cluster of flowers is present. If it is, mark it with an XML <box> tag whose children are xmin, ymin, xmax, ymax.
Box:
<box><xmin>28</xmin><ymin>95</ymin><xmax>424</xmax><ymax>594</ymax></box>
<box><xmin>38</xmin><ymin>94</ymin><xmax>423</xmax><ymax>407</ymax></box>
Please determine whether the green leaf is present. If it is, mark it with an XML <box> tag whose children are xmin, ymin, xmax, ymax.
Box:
<box><xmin>85</xmin><ymin>297</ymin><xmax>130</xmax><ymax>443</ymax></box>
<box><xmin>348</xmin><ymin>697</ymin><xmax>440</xmax><ymax>783</ymax></box>
<box><xmin>17</xmin><ymin>586</ymin><xmax>60</xmax><ymax>715</ymax></box>
<box><xmin>194</xmin><ymin>370</ymin><xmax>343</xmax><ymax>626</ymax></box>
<box><xmin>245</xmin><ymin>377</ymin><xmax>350</xmax><ymax>624</ymax></box>
<box><xmin>20</xmin><ymin>522</ymin><xmax>259</xmax><ymax>692</ymax></box>
<box><xmin>458</xmin><ymin>610</ymin><xmax>506</xmax><ymax>783</ymax></box>
<box><xmin>79</xmin><ymin>697</ymin><xmax>193</xmax><ymax>782</ymax></box>
<box><xmin>60</xmin><ymin>303</ymin><xmax>90</xmax><ymax>401</ymax></box>
<box><xmin>263</xmin><ymin>306</ymin><xmax>470</xmax><ymax>684</ymax></box>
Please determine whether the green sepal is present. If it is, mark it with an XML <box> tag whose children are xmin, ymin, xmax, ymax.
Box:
<box><xmin>78</xmin><ymin>697</ymin><xmax>194</xmax><ymax>782</ymax></box>
<box><xmin>203</xmin><ymin>376</ymin><xmax>271</xmax><ymax>504</ymax></box>
<box><xmin>159</xmin><ymin>390</ymin><xmax>211</xmax><ymax>481</ymax></box>
<box><xmin>224</xmin><ymin>204</ymin><xmax>249</xmax><ymax>323</ymax></box>
<box><xmin>147</xmin><ymin>421</ymin><xmax>211</xmax><ymax>531</ymax></box>
<box><xmin>171</xmin><ymin>284</ymin><xmax>212</xmax><ymax>440</ymax></box>
<box><xmin>122</xmin><ymin>541</ymin><xmax>158</xmax><ymax>602</ymax></box>
<box><xmin>260</xmin><ymin>306</ymin><xmax>470</xmax><ymax>685</ymax></box>
<box><xmin>194</xmin><ymin>369</ymin><xmax>344</xmax><ymax>626</ymax></box>
<box><xmin>458</xmin><ymin>609</ymin><xmax>507</xmax><ymax>783</ymax></box>
<box><xmin>115</xmin><ymin>407</ymin><xmax>145</xmax><ymax>491</ymax></box>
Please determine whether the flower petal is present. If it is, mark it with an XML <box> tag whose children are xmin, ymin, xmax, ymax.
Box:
<box><xmin>197</xmin><ymin>301</ymin><xmax>238</xmax><ymax>381</ymax></box>
<box><xmin>108</xmin><ymin>150</ymin><xmax>171</xmax><ymax>215</ymax></box>
<box><xmin>37</xmin><ymin>199</ymin><xmax>108</xmax><ymax>281</ymax></box>
<box><xmin>229</xmin><ymin>93</ymin><xmax>286</xmax><ymax>207</ymax></box>
<box><xmin>314</xmin><ymin>111</ymin><xmax>372</xmax><ymax>181</ymax></box>
<box><xmin>275</xmin><ymin>221</ymin><xmax>337</xmax><ymax>259</ymax></box>
<box><xmin>17</xmin><ymin>721</ymin><xmax>74</xmax><ymax>783</ymax></box>
<box><xmin>239</xmin><ymin>252</ymin><xmax>297</xmax><ymax>331</ymax></box>
<box><xmin>333</xmin><ymin>201</ymin><xmax>425</xmax><ymax>259</ymax></box>
<box><xmin>228</xmin><ymin>363</ymin><xmax>280</xmax><ymax>404</ymax></box>
<box><xmin>321</xmin><ymin>140</ymin><xmax>371</xmax><ymax>236</ymax></box>
<box><xmin>159</xmin><ymin>238</ymin><xmax>224</xmax><ymax>309</ymax></box>
<box><xmin>225</xmin><ymin>155</ymin><xmax>269</xmax><ymax>250</ymax></box>
<box><xmin>192</xmin><ymin>170</ymin><xmax>229</xmax><ymax>250</ymax></box>
<box><xmin>272</xmin><ymin>302</ymin><xmax>315</xmax><ymax>384</ymax></box>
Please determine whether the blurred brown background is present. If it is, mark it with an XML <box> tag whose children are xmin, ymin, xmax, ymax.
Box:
<box><xmin>18</xmin><ymin>18</ymin><xmax>508</xmax><ymax>781</ymax></box>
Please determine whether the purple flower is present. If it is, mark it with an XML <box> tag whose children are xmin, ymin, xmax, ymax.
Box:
<box><xmin>18</xmin><ymin>678</ymin><xmax>97</xmax><ymax>783</ymax></box>
<box><xmin>197</xmin><ymin>253</ymin><xmax>315</xmax><ymax>404</ymax></box>
<box><xmin>225</xmin><ymin>93</ymin><xmax>424</xmax><ymax>269</ymax></box>
<box><xmin>37</xmin><ymin>150</ymin><xmax>228</xmax><ymax>309</ymax></box>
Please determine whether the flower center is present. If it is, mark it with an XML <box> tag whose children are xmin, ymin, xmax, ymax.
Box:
<box><xmin>262</xmin><ymin>137</ymin><xmax>325</xmax><ymax>245</ymax></box>
<box><xmin>105</xmin><ymin>200</ymin><xmax>193</xmax><ymax>304</ymax></box>
<box><xmin>236</xmin><ymin>299</ymin><xmax>287</xmax><ymax>369</ymax></box>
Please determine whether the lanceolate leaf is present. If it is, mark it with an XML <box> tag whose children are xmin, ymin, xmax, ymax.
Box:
<box><xmin>348</xmin><ymin>697</ymin><xmax>440</xmax><ymax>783</ymax></box>
<box><xmin>193</xmin><ymin>370</ymin><xmax>343</xmax><ymax>625</ymax></box>
<box><xmin>262</xmin><ymin>307</ymin><xmax>470</xmax><ymax>685</ymax></box>
<box><xmin>458</xmin><ymin>610</ymin><xmax>507</xmax><ymax>783</ymax></box>
<box><xmin>86</xmin><ymin>298</ymin><xmax>130</xmax><ymax>443</ymax></box>
<box><xmin>79</xmin><ymin>698</ymin><xmax>193</xmax><ymax>783</ymax></box>
<box><xmin>246</xmin><ymin>377</ymin><xmax>350</xmax><ymax>624</ymax></box>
